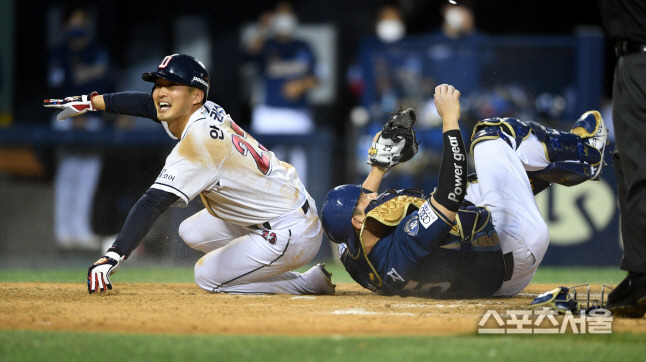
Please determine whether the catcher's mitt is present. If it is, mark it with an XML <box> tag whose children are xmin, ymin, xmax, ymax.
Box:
<box><xmin>367</xmin><ymin>108</ymin><xmax>419</xmax><ymax>168</ymax></box>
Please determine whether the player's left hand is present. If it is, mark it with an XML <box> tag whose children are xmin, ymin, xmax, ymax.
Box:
<box><xmin>44</xmin><ymin>91</ymin><xmax>98</xmax><ymax>121</ymax></box>
<box><xmin>87</xmin><ymin>251</ymin><xmax>124</xmax><ymax>294</ymax></box>
<box><xmin>367</xmin><ymin>108</ymin><xmax>419</xmax><ymax>168</ymax></box>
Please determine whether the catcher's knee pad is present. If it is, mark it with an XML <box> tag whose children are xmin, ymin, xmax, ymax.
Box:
<box><xmin>470</xmin><ymin>117</ymin><xmax>532</xmax><ymax>154</ymax></box>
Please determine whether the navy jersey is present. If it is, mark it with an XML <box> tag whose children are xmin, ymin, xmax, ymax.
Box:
<box><xmin>48</xmin><ymin>42</ymin><xmax>113</xmax><ymax>96</ymax></box>
<box><xmin>257</xmin><ymin>38</ymin><xmax>317</xmax><ymax>109</ymax></box>
<box><xmin>340</xmin><ymin>189</ymin><xmax>506</xmax><ymax>298</ymax></box>
<box><xmin>424</xmin><ymin>32</ymin><xmax>483</xmax><ymax>96</ymax></box>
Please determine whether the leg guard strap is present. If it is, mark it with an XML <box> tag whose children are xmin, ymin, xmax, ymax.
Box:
<box><xmin>526</xmin><ymin>121</ymin><xmax>601</xmax><ymax>165</ymax></box>
<box><xmin>470</xmin><ymin>117</ymin><xmax>532</xmax><ymax>154</ymax></box>
<box><xmin>527</xmin><ymin>162</ymin><xmax>593</xmax><ymax>187</ymax></box>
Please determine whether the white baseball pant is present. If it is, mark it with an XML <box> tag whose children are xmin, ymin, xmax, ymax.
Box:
<box><xmin>465</xmin><ymin>135</ymin><xmax>551</xmax><ymax>297</ymax></box>
<box><xmin>179</xmin><ymin>194</ymin><xmax>325</xmax><ymax>294</ymax></box>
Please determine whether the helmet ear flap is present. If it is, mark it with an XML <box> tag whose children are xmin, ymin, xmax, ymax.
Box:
<box><xmin>321</xmin><ymin>184</ymin><xmax>362</xmax><ymax>244</ymax></box>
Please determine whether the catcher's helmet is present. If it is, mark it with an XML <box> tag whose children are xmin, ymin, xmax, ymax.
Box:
<box><xmin>321</xmin><ymin>184</ymin><xmax>362</xmax><ymax>244</ymax></box>
<box><xmin>142</xmin><ymin>54</ymin><xmax>210</xmax><ymax>99</ymax></box>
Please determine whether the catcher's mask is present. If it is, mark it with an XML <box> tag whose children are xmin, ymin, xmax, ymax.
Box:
<box><xmin>142</xmin><ymin>54</ymin><xmax>210</xmax><ymax>103</ymax></box>
<box><xmin>321</xmin><ymin>184</ymin><xmax>363</xmax><ymax>244</ymax></box>
<box><xmin>529</xmin><ymin>284</ymin><xmax>613</xmax><ymax>315</ymax></box>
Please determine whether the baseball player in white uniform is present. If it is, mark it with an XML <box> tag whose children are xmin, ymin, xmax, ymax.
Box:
<box><xmin>44</xmin><ymin>54</ymin><xmax>334</xmax><ymax>295</ymax></box>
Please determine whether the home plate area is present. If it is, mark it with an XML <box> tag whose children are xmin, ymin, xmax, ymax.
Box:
<box><xmin>1</xmin><ymin>283</ymin><xmax>644</xmax><ymax>336</ymax></box>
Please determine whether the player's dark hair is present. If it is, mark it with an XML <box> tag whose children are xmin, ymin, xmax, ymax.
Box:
<box><xmin>352</xmin><ymin>193</ymin><xmax>366</xmax><ymax>220</ymax></box>
<box><xmin>61</xmin><ymin>5</ymin><xmax>92</xmax><ymax>25</ymax></box>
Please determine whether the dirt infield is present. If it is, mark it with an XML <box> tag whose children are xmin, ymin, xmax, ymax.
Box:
<box><xmin>1</xmin><ymin>283</ymin><xmax>644</xmax><ymax>335</ymax></box>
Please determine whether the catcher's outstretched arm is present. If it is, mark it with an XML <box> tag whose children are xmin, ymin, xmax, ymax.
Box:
<box><xmin>431</xmin><ymin>84</ymin><xmax>466</xmax><ymax>220</ymax></box>
<box><xmin>362</xmin><ymin>161</ymin><xmax>389</xmax><ymax>194</ymax></box>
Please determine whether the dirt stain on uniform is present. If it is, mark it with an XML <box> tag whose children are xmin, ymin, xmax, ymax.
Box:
<box><xmin>178</xmin><ymin>132</ymin><xmax>211</xmax><ymax>167</ymax></box>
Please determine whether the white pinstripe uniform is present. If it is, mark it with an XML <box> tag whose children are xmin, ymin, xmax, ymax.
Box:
<box><xmin>151</xmin><ymin>101</ymin><xmax>326</xmax><ymax>294</ymax></box>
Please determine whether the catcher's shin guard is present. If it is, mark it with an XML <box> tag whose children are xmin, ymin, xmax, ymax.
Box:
<box><xmin>470</xmin><ymin>113</ymin><xmax>606</xmax><ymax>191</ymax></box>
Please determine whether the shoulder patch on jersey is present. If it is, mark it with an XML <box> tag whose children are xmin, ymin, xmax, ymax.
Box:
<box><xmin>404</xmin><ymin>217</ymin><xmax>419</xmax><ymax>236</ymax></box>
<box><xmin>158</xmin><ymin>168</ymin><xmax>178</xmax><ymax>183</ymax></box>
<box><xmin>417</xmin><ymin>201</ymin><xmax>438</xmax><ymax>229</ymax></box>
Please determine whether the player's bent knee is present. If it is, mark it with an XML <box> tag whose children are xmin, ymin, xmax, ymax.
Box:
<box><xmin>193</xmin><ymin>258</ymin><xmax>217</xmax><ymax>292</ymax></box>
<box><xmin>178</xmin><ymin>220</ymin><xmax>201</xmax><ymax>247</ymax></box>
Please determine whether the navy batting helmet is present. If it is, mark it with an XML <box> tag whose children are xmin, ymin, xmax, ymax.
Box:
<box><xmin>142</xmin><ymin>54</ymin><xmax>210</xmax><ymax>100</ymax></box>
<box><xmin>321</xmin><ymin>184</ymin><xmax>362</xmax><ymax>244</ymax></box>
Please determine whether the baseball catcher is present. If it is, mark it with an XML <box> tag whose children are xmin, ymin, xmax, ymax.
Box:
<box><xmin>322</xmin><ymin>83</ymin><xmax>608</xmax><ymax>298</ymax></box>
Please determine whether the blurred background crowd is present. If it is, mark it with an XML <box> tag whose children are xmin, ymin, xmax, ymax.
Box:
<box><xmin>0</xmin><ymin>0</ymin><xmax>619</xmax><ymax>266</ymax></box>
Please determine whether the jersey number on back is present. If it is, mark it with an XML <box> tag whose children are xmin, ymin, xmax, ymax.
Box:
<box><xmin>230</xmin><ymin>120</ymin><xmax>272</xmax><ymax>175</ymax></box>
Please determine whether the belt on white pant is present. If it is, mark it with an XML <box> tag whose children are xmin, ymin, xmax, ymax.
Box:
<box><xmin>251</xmin><ymin>199</ymin><xmax>310</xmax><ymax>230</ymax></box>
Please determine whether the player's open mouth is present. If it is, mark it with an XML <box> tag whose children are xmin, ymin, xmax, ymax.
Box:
<box><xmin>159</xmin><ymin>102</ymin><xmax>171</xmax><ymax>110</ymax></box>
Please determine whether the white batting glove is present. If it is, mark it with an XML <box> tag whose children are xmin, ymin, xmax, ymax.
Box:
<box><xmin>43</xmin><ymin>91</ymin><xmax>98</xmax><ymax>121</ymax></box>
<box><xmin>87</xmin><ymin>251</ymin><xmax>124</xmax><ymax>294</ymax></box>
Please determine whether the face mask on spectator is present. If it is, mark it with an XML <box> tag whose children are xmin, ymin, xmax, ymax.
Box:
<box><xmin>445</xmin><ymin>8</ymin><xmax>466</xmax><ymax>32</ymax></box>
<box><xmin>272</xmin><ymin>13</ymin><xmax>297</xmax><ymax>37</ymax></box>
<box><xmin>66</xmin><ymin>26</ymin><xmax>88</xmax><ymax>40</ymax></box>
<box><xmin>376</xmin><ymin>19</ymin><xmax>405</xmax><ymax>43</ymax></box>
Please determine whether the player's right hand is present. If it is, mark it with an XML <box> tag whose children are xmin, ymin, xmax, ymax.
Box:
<box><xmin>44</xmin><ymin>91</ymin><xmax>98</xmax><ymax>121</ymax></box>
<box><xmin>87</xmin><ymin>251</ymin><xmax>124</xmax><ymax>294</ymax></box>
<box><xmin>433</xmin><ymin>84</ymin><xmax>461</xmax><ymax>127</ymax></box>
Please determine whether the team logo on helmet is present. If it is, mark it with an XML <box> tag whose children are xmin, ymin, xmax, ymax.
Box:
<box><xmin>159</xmin><ymin>55</ymin><xmax>174</xmax><ymax>68</ymax></box>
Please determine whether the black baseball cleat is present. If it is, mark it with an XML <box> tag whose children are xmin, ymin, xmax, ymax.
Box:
<box><xmin>606</xmin><ymin>272</ymin><xmax>646</xmax><ymax>318</ymax></box>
